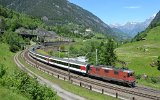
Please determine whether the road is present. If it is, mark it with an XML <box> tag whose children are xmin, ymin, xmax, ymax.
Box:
<box><xmin>14</xmin><ymin>51</ymin><xmax>86</xmax><ymax>100</ymax></box>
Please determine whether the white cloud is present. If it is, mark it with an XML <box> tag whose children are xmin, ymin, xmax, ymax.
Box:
<box><xmin>124</xmin><ymin>6</ymin><xmax>141</xmax><ymax>9</ymax></box>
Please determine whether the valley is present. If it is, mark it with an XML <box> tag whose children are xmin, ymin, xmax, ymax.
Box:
<box><xmin>0</xmin><ymin>0</ymin><xmax>160</xmax><ymax>100</ymax></box>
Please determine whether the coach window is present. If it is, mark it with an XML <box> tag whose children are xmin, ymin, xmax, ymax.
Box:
<box><xmin>51</xmin><ymin>59</ymin><xmax>55</xmax><ymax>63</ymax></box>
<box><xmin>114</xmin><ymin>71</ymin><xmax>119</xmax><ymax>75</ymax></box>
<box><xmin>105</xmin><ymin>70</ymin><xmax>109</xmax><ymax>73</ymax></box>
<box><xmin>71</xmin><ymin>64</ymin><xmax>80</xmax><ymax>69</ymax></box>
<box><xmin>57</xmin><ymin>61</ymin><xmax>60</xmax><ymax>64</ymax></box>
<box><xmin>128</xmin><ymin>73</ymin><xmax>134</xmax><ymax>77</ymax></box>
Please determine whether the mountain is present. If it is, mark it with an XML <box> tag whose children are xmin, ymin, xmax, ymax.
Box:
<box><xmin>0</xmin><ymin>0</ymin><xmax>117</xmax><ymax>38</ymax></box>
<box><xmin>133</xmin><ymin>11</ymin><xmax>160</xmax><ymax>41</ymax></box>
<box><xmin>110</xmin><ymin>16</ymin><xmax>154</xmax><ymax>37</ymax></box>
<box><xmin>149</xmin><ymin>11</ymin><xmax>160</xmax><ymax>29</ymax></box>
<box><xmin>111</xmin><ymin>27</ymin><xmax>132</xmax><ymax>41</ymax></box>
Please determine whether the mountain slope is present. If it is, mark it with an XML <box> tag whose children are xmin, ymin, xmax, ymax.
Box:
<box><xmin>149</xmin><ymin>11</ymin><xmax>160</xmax><ymax>28</ymax></box>
<box><xmin>115</xmin><ymin>11</ymin><xmax>160</xmax><ymax>88</ymax></box>
<box><xmin>110</xmin><ymin>17</ymin><xmax>154</xmax><ymax>37</ymax></box>
<box><xmin>111</xmin><ymin>27</ymin><xmax>131</xmax><ymax>40</ymax></box>
<box><xmin>133</xmin><ymin>11</ymin><xmax>160</xmax><ymax>41</ymax></box>
<box><xmin>0</xmin><ymin>0</ymin><xmax>116</xmax><ymax>37</ymax></box>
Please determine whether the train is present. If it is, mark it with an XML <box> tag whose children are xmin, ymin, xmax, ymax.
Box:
<box><xmin>29</xmin><ymin>46</ymin><xmax>136</xmax><ymax>87</ymax></box>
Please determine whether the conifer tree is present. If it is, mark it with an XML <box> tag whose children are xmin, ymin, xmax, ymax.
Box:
<box><xmin>99</xmin><ymin>39</ymin><xmax>117</xmax><ymax>66</ymax></box>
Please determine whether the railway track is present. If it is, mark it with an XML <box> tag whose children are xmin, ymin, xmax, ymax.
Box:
<box><xmin>15</xmin><ymin>52</ymin><xmax>86</xmax><ymax>100</ymax></box>
<box><xmin>135</xmin><ymin>86</ymin><xmax>160</xmax><ymax>94</ymax></box>
<box><xmin>22</xmin><ymin>49</ymin><xmax>160</xmax><ymax>100</ymax></box>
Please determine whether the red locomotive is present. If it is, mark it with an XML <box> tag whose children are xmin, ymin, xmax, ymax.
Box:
<box><xmin>89</xmin><ymin>65</ymin><xmax>135</xmax><ymax>87</ymax></box>
<box><xmin>29</xmin><ymin>46</ymin><xmax>136</xmax><ymax>87</ymax></box>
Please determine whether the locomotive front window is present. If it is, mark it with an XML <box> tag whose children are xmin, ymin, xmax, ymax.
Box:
<box><xmin>105</xmin><ymin>70</ymin><xmax>109</xmax><ymax>73</ymax></box>
<box><xmin>128</xmin><ymin>73</ymin><xmax>134</xmax><ymax>77</ymax></box>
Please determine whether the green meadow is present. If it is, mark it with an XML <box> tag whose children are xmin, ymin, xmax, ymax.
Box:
<box><xmin>116</xmin><ymin>26</ymin><xmax>160</xmax><ymax>88</ymax></box>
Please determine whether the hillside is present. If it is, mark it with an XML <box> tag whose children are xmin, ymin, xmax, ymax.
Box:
<box><xmin>133</xmin><ymin>11</ymin><xmax>160</xmax><ymax>41</ymax></box>
<box><xmin>149</xmin><ymin>11</ymin><xmax>160</xmax><ymax>28</ymax></box>
<box><xmin>0</xmin><ymin>43</ymin><xmax>29</xmax><ymax>100</ymax></box>
<box><xmin>111</xmin><ymin>27</ymin><xmax>132</xmax><ymax>40</ymax></box>
<box><xmin>115</xmin><ymin>11</ymin><xmax>160</xmax><ymax>88</ymax></box>
<box><xmin>0</xmin><ymin>0</ymin><xmax>117</xmax><ymax>37</ymax></box>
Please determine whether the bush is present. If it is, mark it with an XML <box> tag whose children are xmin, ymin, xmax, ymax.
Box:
<box><xmin>135</xmin><ymin>74</ymin><xmax>141</xmax><ymax>79</ymax></box>
<box><xmin>150</xmin><ymin>76</ymin><xmax>159</xmax><ymax>83</ymax></box>
<box><xmin>10</xmin><ymin>45</ymin><xmax>19</xmax><ymax>52</ymax></box>
<box><xmin>0</xmin><ymin>71</ymin><xmax>57</xmax><ymax>100</ymax></box>
<box><xmin>0</xmin><ymin>64</ymin><xmax>6</xmax><ymax>78</ymax></box>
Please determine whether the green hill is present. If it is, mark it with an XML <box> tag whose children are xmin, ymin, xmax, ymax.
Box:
<box><xmin>0</xmin><ymin>0</ymin><xmax>112</xmax><ymax>35</ymax></box>
<box><xmin>149</xmin><ymin>11</ymin><xmax>160</xmax><ymax>28</ymax></box>
<box><xmin>115</xmin><ymin>12</ymin><xmax>160</xmax><ymax>88</ymax></box>
<box><xmin>0</xmin><ymin>0</ymin><xmax>130</xmax><ymax>40</ymax></box>
<box><xmin>116</xmin><ymin>26</ymin><xmax>160</xmax><ymax>76</ymax></box>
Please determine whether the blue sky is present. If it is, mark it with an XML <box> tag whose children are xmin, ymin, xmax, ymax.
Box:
<box><xmin>69</xmin><ymin>0</ymin><xmax>160</xmax><ymax>25</ymax></box>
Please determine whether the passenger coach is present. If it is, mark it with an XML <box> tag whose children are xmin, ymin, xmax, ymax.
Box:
<box><xmin>29</xmin><ymin>46</ymin><xmax>136</xmax><ymax>87</ymax></box>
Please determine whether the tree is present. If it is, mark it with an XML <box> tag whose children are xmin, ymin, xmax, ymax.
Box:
<box><xmin>157</xmin><ymin>56</ymin><xmax>160</xmax><ymax>70</ymax></box>
<box><xmin>99</xmin><ymin>39</ymin><xmax>117</xmax><ymax>66</ymax></box>
<box><xmin>86</xmin><ymin>41</ymin><xmax>97</xmax><ymax>64</ymax></box>
<box><xmin>0</xmin><ymin>6</ymin><xmax>8</xmax><ymax>18</ymax></box>
<box><xmin>98</xmin><ymin>41</ymin><xmax>105</xmax><ymax>64</ymax></box>
<box><xmin>60</xmin><ymin>44</ymin><xmax>65</xmax><ymax>52</ymax></box>
<box><xmin>1</xmin><ymin>31</ymin><xmax>25</xmax><ymax>52</ymax></box>
<box><xmin>10</xmin><ymin>45</ymin><xmax>19</xmax><ymax>52</ymax></box>
<box><xmin>0</xmin><ymin>17</ymin><xmax>6</xmax><ymax>31</ymax></box>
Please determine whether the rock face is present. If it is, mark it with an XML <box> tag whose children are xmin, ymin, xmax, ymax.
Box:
<box><xmin>0</xmin><ymin>0</ymin><xmax>114</xmax><ymax>36</ymax></box>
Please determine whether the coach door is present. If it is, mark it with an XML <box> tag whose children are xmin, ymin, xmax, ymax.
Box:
<box><xmin>86</xmin><ymin>64</ymin><xmax>90</xmax><ymax>73</ymax></box>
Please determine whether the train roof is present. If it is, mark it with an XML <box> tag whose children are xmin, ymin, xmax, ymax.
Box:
<box><xmin>30</xmin><ymin>45</ymin><xmax>134</xmax><ymax>72</ymax></box>
<box><xmin>90</xmin><ymin>65</ymin><xmax>134</xmax><ymax>73</ymax></box>
<box><xmin>30</xmin><ymin>46</ymin><xmax>88</xmax><ymax>66</ymax></box>
<box><xmin>49</xmin><ymin>56</ymin><xmax>88</xmax><ymax>66</ymax></box>
<box><xmin>123</xmin><ymin>70</ymin><xmax>134</xmax><ymax>73</ymax></box>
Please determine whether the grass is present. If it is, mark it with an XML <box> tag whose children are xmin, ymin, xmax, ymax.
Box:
<box><xmin>0</xmin><ymin>86</ymin><xmax>29</xmax><ymax>100</ymax></box>
<box><xmin>115</xmin><ymin>26</ymin><xmax>160</xmax><ymax>89</ymax></box>
<box><xmin>0</xmin><ymin>43</ymin><xmax>29</xmax><ymax>100</ymax></box>
<box><xmin>36</xmin><ymin>49</ymin><xmax>49</xmax><ymax>55</ymax></box>
<box><xmin>19</xmin><ymin>51</ymin><xmax>119</xmax><ymax>100</ymax></box>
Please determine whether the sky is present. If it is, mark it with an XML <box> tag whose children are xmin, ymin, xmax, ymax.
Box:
<box><xmin>69</xmin><ymin>0</ymin><xmax>160</xmax><ymax>25</ymax></box>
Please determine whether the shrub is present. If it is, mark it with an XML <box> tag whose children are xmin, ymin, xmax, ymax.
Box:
<box><xmin>0</xmin><ymin>64</ymin><xmax>6</xmax><ymax>78</ymax></box>
<box><xmin>135</xmin><ymin>74</ymin><xmax>141</xmax><ymax>79</ymax></box>
<box><xmin>10</xmin><ymin>45</ymin><xmax>19</xmax><ymax>52</ymax></box>
<box><xmin>0</xmin><ymin>71</ymin><xmax>57</xmax><ymax>100</ymax></box>
<box><xmin>150</xmin><ymin>76</ymin><xmax>158</xmax><ymax>83</ymax></box>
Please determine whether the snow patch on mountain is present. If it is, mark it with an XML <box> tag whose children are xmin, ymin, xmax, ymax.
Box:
<box><xmin>110</xmin><ymin>16</ymin><xmax>155</xmax><ymax>37</ymax></box>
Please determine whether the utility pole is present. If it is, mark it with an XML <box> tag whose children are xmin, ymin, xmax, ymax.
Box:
<box><xmin>59</xmin><ymin>47</ymin><xmax>60</xmax><ymax>58</ymax></box>
<box><xmin>68</xmin><ymin>50</ymin><xmax>70</xmax><ymax>80</ymax></box>
<box><xmin>59</xmin><ymin>36</ymin><xmax>61</xmax><ymax>58</ymax></box>
<box><xmin>96</xmin><ymin>49</ymin><xmax>98</xmax><ymax>65</ymax></box>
